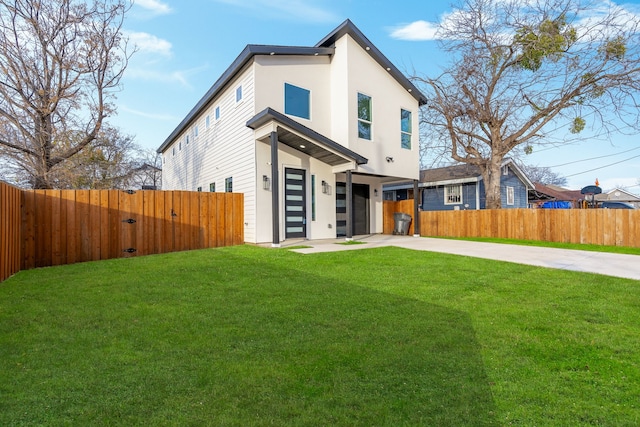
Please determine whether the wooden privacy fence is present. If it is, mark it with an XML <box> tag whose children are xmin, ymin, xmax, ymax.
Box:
<box><xmin>1</xmin><ymin>181</ymin><xmax>244</xmax><ymax>282</ymax></box>
<box><xmin>384</xmin><ymin>200</ymin><xmax>640</xmax><ymax>248</ymax></box>
<box><xmin>1</xmin><ymin>182</ymin><xmax>22</xmax><ymax>283</ymax></box>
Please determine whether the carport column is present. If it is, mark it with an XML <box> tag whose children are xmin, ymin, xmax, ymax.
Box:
<box><xmin>270</xmin><ymin>131</ymin><xmax>280</xmax><ymax>247</ymax></box>
<box><xmin>346</xmin><ymin>170</ymin><xmax>353</xmax><ymax>241</ymax></box>
<box><xmin>413</xmin><ymin>179</ymin><xmax>421</xmax><ymax>237</ymax></box>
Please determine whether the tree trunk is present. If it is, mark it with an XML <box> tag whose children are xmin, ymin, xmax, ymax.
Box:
<box><xmin>483</xmin><ymin>157</ymin><xmax>503</xmax><ymax>209</ymax></box>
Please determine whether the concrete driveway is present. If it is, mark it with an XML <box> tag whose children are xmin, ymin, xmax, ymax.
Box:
<box><xmin>289</xmin><ymin>235</ymin><xmax>640</xmax><ymax>281</ymax></box>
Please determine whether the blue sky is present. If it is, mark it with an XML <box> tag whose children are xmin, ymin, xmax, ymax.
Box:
<box><xmin>114</xmin><ymin>0</ymin><xmax>640</xmax><ymax>193</ymax></box>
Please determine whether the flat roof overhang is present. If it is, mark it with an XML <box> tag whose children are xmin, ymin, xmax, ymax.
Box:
<box><xmin>246</xmin><ymin>108</ymin><xmax>368</xmax><ymax>167</ymax></box>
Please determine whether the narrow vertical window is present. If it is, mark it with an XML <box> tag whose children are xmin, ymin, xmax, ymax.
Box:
<box><xmin>357</xmin><ymin>93</ymin><xmax>372</xmax><ymax>140</ymax></box>
<box><xmin>311</xmin><ymin>175</ymin><xmax>316</xmax><ymax>221</ymax></box>
<box><xmin>215</xmin><ymin>106</ymin><xmax>220</xmax><ymax>120</ymax></box>
<box><xmin>205</xmin><ymin>115</ymin><xmax>210</xmax><ymax>129</ymax></box>
<box><xmin>194</xmin><ymin>126</ymin><xmax>199</xmax><ymax>137</ymax></box>
<box><xmin>209</xmin><ymin>183</ymin><xmax>216</xmax><ymax>192</ymax></box>
<box><xmin>225</xmin><ymin>177</ymin><xmax>233</xmax><ymax>193</ymax></box>
<box><xmin>401</xmin><ymin>109</ymin><xmax>412</xmax><ymax>149</ymax></box>
<box><xmin>284</xmin><ymin>83</ymin><xmax>310</xmax><ymax>120</ymax></box>
<box><xmin>236</xmin><ymin>86</ymin><xmax>242</xmax><ymax>102</ymax></box>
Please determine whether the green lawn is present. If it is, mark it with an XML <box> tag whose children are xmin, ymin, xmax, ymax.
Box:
<box><xmin>1</xmin><ymin>245</ymin><xmax>639</xmax><ymax>426</ymax></box>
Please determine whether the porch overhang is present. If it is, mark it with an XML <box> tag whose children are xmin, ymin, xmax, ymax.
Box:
<box><xmin>246</xmin><ymin>108</ymin><xmax>368</xmax><ymax>167</ymax></box>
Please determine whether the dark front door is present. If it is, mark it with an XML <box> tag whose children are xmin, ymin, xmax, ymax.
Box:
<box><xmin>336</xmin><ymin>182</ymin><xmax>370</xmax><ymax>237</ymax></box>
<box><xmin>284</xmin><ymin>168</ymin><xmax>306</xmax><ymax>239</ymax></box>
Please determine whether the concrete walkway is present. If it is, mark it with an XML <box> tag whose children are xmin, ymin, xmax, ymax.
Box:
<box><xmin>288</xmin><ymin>235</ymin><xmax>640</xmax><ymax>281</ymax></box>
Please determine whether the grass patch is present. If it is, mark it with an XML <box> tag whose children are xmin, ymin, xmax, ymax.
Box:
<box><xmin>435</xmin><ymin>236</ymin><xmax>640</xmax><ymax>256</ymax></box>
<box><xmin>1</xmin><ymin>246</ymin><xmax>639</xmax><ymax>426</ymax></box>
<box><xmin>336</xmin><ymin>240</ymin><xmax>367</xmax><ymax>246</ymax></box>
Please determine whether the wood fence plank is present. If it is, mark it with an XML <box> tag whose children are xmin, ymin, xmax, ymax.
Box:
<box><xmin>63</xmin><ymin>191</ymin><xmax>77</xmax><ymax>265</ymax></box>
<box><xmin>22</xmin><ymin>190</ymin><xmax>35</xmax><ymax>270</ymax></box>
<box><xmin>189</xmin><ymin>192</ymin><xmax>200</xmax><ymax>250</ymax></box>
<box><xmin>108</xmin><ymin>191</ymin><xmax>120</xmax><ymax>259</ymax></box>
<box><xmin>99</xmin><ymin>190</ymin><xmax>110</xmax><ymax>260</ymax></box>
<box><xmin>216</xmin><ymin>193</ymin><xmax>226</xmax><ymax>247</ymax></box>
<box><xmin>90</xmin><ymin>190</ymin><xmax>102</xmax><ymax>261</ymax></box>
<box><xmin>142</xmin><ymin>191</ymin><xmax>154</xmax><ymax>256</ymax></box>
<box><xmin>211</xmin><ymin>194</ymin><xmax>218</xmax><ymax>245</ymax></box>
<box><xmin>164</xmin><ymin>191</ymin><xmax>175</xmax><ymax>253</ymax></box>
<box><xmin>76</xmin><ymin>190</ymin><xmax>91</xmax><ymax>263</ymax></box>
<box><xmin>234</xmin><ymin>193</ymin><xmax>244</xmax><ymax>244</ymax></box>
<box><xmin>153</xmin><ymin>191</ymin><xmax>164</xmax><ymax>255</ymax></box>
<box><xmin>198</xmin><ymin>193</ymin><xmax>209</xmax><ymax>249</ymax></box>
<box><xmin>133</xmin><ymin>190</ymin><xmax>144</xmax><ymax>257</ymax></box>
<box><xmin>119</xmin><ymin>190</ymin><xmax>134</xmax><ymax>258</ymax></box>
<box><xmin>50</xmin><ymin>190</ymin><xmax>62</xmax><ymax>266</ymax></box>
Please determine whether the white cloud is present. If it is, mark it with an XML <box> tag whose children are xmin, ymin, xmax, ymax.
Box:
<box><xmin>135</xmin><ymin>0</ymin><xmax>172</xmax><ymax>15</ymax></box>
<box><xmin>389</xmin><ymin>20</ymin><xmax>439</xmax><ymax>41</ymax></box>
<box><xmin>213</xmin><ymin>0</ymin><xmax>340</xmax><ymax>23</ymax></box>
<box><xmin>127</xmin><ymin>32</ymin><xmax>172</xmax><ymax>57</ymax></box>
<box><xmin>124</xmin><ymin>63</ymin><xmax>210</xmax><ymax>89</ymax></box>
<box><xmin>119</xmin><ymin>105</ymin><xmax>179</xmax><ymax>121</ymax></box>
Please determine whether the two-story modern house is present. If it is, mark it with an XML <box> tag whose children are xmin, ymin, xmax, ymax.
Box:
<box><xmin>158</xmin><ymin>20</ymin><xmax>427</xmax><ymax>245</ymax></box>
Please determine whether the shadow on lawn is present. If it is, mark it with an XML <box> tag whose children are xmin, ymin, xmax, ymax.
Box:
<box><xmin>209</xmin><ymin>248</ymin><xmax>499</xmax><ymax>426</ymax></box>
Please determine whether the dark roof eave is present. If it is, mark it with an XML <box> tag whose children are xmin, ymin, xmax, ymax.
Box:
<box><xmin>316</xmin><ymin>19</ymin><xmax>428</xmax><ymax>106</ymax></box>
<box><xmin>157</xmin><ymin>45</ymin><xmax>334</xmax><ymax>153</ymax></box>
<box><xmin>246</xmin><ymin>107</ymin><xmax>368</xmax><ymax>166</ymax></box>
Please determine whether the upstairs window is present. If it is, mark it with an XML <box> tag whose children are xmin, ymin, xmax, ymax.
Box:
<box><xmin>205</xmin><ymin>115</ymin><xmax>210</xmax><ymax>129</ymax></box>
<box><xmin>401</xmin><ymin>109</ymin><xmax>412</xmax><ymax>149</ymax></box>
<box><xmin>225</xmin><ymin>177</ymin><xmax>233</xmax><ymax>193</ymax></box>
<box><xmin>357</xmin><ymin>92</ymin><xmax>372</xmax><ymax>140</ymax></box>
<box><xmin>236</xmin><ymin>86</ymin><xmax>243</xmax><ymax>103</ymax></box>
<box><xmin>284</xmin><ymin>83</ymin><xmax>310</xmax><ymax>120</ymax></box>
<box><xmin>445</xmin><ymin>184</ymin><xmax>462</xmax><ymax>205</ymax></box>
<box><xmin>194</xmin><ymin>125</ymin><xmax>199</xmax><ymax>138</ymax></box>
<box><xmin>215</xmin><ymin>106</ymin><xmax>220</xmax><ymax>120</ymax></box>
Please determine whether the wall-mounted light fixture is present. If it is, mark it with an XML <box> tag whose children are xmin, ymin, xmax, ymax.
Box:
<box><xmin>321</xmin><ymin>180</ymin><xmax>331</xmax><ymax>195</ymax></box>
<box><xmin>374</xmin><ymin>188</ymin><xmax>378</xmax><ymax>197</ymax></box>
<box><xmin>262</xmin><ymin>175</ymin><xmax>270</xmax><ymax>191</ymax></box>
<box><xmin>385</xmin><ymin>156</ymin><xmax>394</xmax><ymax>163</ymax></box>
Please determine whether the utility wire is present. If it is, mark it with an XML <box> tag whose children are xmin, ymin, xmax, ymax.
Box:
<box><xmin>564</xmin><ymin>154</ymin><xmax>640</xmax><ymax>177</ymax></box>
<box><xmin>548</xmin><ymin>146</ymin><xmax>640</xmax><ymax>167</ymax></box>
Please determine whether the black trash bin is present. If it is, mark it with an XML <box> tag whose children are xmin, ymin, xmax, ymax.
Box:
<box><xmin>393</xmin><ymin>212</ymin><xmax>412</xmax><ymax>235</ymax></box>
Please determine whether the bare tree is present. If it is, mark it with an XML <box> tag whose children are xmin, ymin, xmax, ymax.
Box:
<box><xmin>53</xmin><ymin>125</ymin><xmax>138</xmax><ymax>189</ymax></box>
<box><xmin>129</xmin><ymin>149</ymin><xmax>162</xmax><ymax>190</ymax></box>
<box><xmin>519</xmin><ymin>163</ymin><xmax>568</xmax><ymax>186</ymax></box>
<box><xmin>417</xmin><ymin>0</ymin><xmax>640</xmax><ymax>208</ymax></box>
<box><xmin>0</xmin><ymin>0</ymin><xmax>132</xmax><ymax>189</ymax></box>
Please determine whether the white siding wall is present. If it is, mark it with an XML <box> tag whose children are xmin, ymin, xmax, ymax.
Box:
<box><xmin>162</xmin><ymin>66</ymin><xmax>258</xmax><ymax>243</ymax></box>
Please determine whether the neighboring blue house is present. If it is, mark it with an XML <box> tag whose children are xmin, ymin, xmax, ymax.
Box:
<box><xmin>384</xmin><ymin>159</ymin><xmax>534</xmax><ymax>210</ymax></box>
